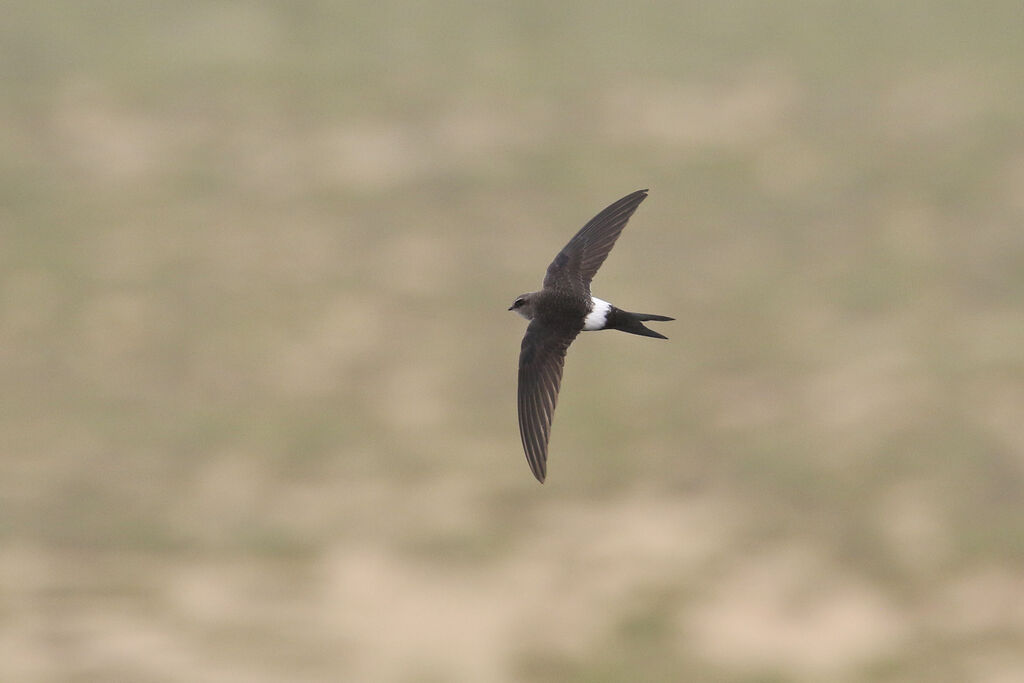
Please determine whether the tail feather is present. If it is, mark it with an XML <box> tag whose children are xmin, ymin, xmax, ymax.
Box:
<box><xmin>610</xmin><ymin>308</ymin><xmax>673</xmax><ymax>339</ymax></box>
<box><xmin>628</xmin><ymin>322</ymin><xmax>668</xmax><ymax>339</ymax></box>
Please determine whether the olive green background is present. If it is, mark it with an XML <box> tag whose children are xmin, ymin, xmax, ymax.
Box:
<box><xmin>3</xmin><ymin>2</ymin><xmax>1024</xmax><ymax>681</ymax></box>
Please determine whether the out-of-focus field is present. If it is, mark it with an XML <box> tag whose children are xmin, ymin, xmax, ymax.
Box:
<box><xmin>3</xmin><ymin>2</ymin><xmax>1024</xmax><ymax>681</ymax></box>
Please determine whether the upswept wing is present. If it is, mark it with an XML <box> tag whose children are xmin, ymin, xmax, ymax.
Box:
<box><xmin>543</xmin><ymin>189</ymin><xmax>648</xmax><ymax>295</ymax></box>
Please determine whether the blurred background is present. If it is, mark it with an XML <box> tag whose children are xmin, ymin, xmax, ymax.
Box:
<box><xmin>3</xmin><ymin>2</ymin><xmax>1024</xmax><ymax>681</ymax></box>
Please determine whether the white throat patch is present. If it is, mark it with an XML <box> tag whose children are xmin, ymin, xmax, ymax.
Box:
<box><xmin>583</xmin><ymin>297</ymin><xmax>612</xmax><ymax>331</ymax></box>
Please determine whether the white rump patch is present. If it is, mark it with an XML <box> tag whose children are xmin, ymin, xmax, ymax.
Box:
<box><xmin>583</xmin><ymin>297</ymin><xmax>612</xmax><ymax>331</ymax></box>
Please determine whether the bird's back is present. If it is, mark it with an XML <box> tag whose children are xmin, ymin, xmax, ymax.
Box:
<box><xmin>533</xmin><ymin>288</ymin><xmax>589</xmax><ymax>331</ymax></box>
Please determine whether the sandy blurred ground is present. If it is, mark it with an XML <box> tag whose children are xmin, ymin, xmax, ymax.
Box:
<box><xmin>2</xmin><ymin>2</ymin><xmax>1024</xmax><ymax>681</ymax></box>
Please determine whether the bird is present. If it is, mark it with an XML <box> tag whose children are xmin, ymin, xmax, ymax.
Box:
<box><xmin>509</xmin><ymin>189</ymin><xmax>673</xmax><ymax>483</ymax></box>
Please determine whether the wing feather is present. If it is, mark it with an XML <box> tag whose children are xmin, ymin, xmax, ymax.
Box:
<box><xmin>543</xmin><ymin>189</ymin><xmax>649</xmax><ymax>294</ymax></box>
<box><xmin>517</xmin><ymin>321</ymin><xmax>578</xmax><ymax>482</ymax></box>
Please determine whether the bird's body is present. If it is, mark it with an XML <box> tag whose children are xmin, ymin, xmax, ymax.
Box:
<box><xmin>509</xmin><ymin>189</ymin><xmax>672</xmax><ymax>483</ymax></box>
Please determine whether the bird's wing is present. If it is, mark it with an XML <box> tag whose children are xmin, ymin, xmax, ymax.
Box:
<box><xmin>543</xmin><ymin>189</ymin><xmax>649</xmax><ymax>295</ymax></box>
<box><xmin>517</xmin><ymin>320</ymin><xmax>579</xmax><ymax>482</ymax></box>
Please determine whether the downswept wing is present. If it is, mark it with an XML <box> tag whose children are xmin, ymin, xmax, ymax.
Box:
<box><xmin>543</xmin><ymin>189</ymin><xmax>649</xmax><ymax>295</ymax></box>
<box><xmin>517</xmin><ymin>320</ymin><xmax>579</xmax><ymax>483</ymax></box>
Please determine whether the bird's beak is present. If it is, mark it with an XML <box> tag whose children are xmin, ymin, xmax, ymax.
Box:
<box><xmin>507</xmin><ymin>305</ymin><xmax>515</xmax><ymax>311</ymax></box>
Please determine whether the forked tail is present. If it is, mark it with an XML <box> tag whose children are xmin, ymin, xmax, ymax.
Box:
<box><xmin>610</xmin><ymin>309</ymin><xmax>674</xmax><ymax>339</ymax></box>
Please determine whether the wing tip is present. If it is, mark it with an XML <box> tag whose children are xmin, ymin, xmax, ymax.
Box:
<box><xmin>621</xmin><ymin>188</ymin><xmax>649</xmax><ymax>209</ymax></box>
<box><xmin>526</xmin><ymin>449</ymin><xmax>548</xmax><ymax>483</ymax></box>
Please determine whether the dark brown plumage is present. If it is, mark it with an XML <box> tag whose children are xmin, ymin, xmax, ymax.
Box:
<box><xmin>510</xmin><ymin>190</ymin><xmax>672</xmax><ymax>483</ymax></box>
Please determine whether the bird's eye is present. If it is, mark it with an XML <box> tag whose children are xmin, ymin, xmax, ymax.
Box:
<box><xmin>513</xmin><ymin>299</ymin><xmax>522</xmax><ymax>308</ymax></box>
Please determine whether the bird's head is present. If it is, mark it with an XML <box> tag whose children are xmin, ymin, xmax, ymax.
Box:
<box><xmin>508</xmin><ymin>292</ymin><xmax>536</xmax><ymax>320</ymax></box>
